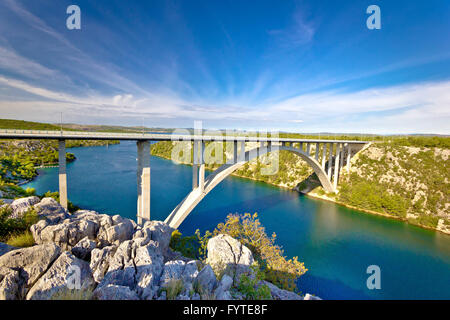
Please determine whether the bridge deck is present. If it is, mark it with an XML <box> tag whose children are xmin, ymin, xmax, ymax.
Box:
<box><xmin>0</xmin><ymin>129</ymin><xmax>368</xmax><ymax>144</ymax></box>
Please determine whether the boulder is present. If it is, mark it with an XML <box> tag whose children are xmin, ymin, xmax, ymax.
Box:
<box><xmin>93</xmin><ymin>284</ymin><xmax>140</xmax><ymax>300</ymax></box>
<box><xmin>214</xmin><ymin>274</ymin><xmax>233</xmax><ymax>300</ymax></box>
<box><xmin>31</xmin><ymin>218</ymin><xmax>98</xmax><ymax>250</ymax></box>
<box><xmin>33</xmin><ymin>197</ymin><xmax>69</xmax><ymax>223</ymax></box>
<box><xmin>97</xmin><ymin>239</ymin><xmax>165</xmax><ymax>300</ymax></box>
<box><xmin>26</xmin><ymin>251</ymin><xmax>95</xmax><ymax>300</ymax></box>
<box><xmin>304</xmin><ymin>293</ymin><xmax>322</xmax><ymax>300</ymax></box>
<box><xmin>10</xmin><ymin>196</ymin><xmax>40</xmax><ymax>218</ymax></box>
<box><xmin>0</xmin><ymin>266</ymin><xmax>22</xmax><ymax>300</ymax></box>
<box><xmin>216</xmin><ymin>290</ymin><xmax>232</xmax><ymax>300</ymax></box>
<box><xmin>0</xmin><ymin>244</ymin><xmax>61</xmax><ymax>290</ymax></box>
<box><xmin>0</xmin><ymin>242</ymin><xmax>16</xmax><ymax>257</ymax></box>
<box><xmin>194</xmin><ymin>265</ymin><xmax>217</xmax><ymax>294</ymax></box>
<box><xmin>159</xmin><ymin>260</ymin><xmax>186</xmax><ymax>287</ymax></box>
<box><xmin>134</xmin><ymin>241</ymin><xmax>165</xmax><ymax>300</ymax></box>
<box><xmin>133</xmin><ymin>220</ymin><xmax>173</xmax><ymax>255</ymax></box>
<box><xmin>258</xmin><ymin>280</ymin><xmax>303</xmax><ymax>300</ymax></box>
<box><xmin>90</xmin><ymin>245</ymin><xmax>117</xmax><ymax>283</ymax></box>
<box><xmin>206</xmin><ymin>234</ymin><xmax>254</xmax><ymax>284</ymax></box>
<box><xmin>72</xmin><ymin>237</ymin><xmax>97</xmax><ymax>260</ymax></box>
<box><xmin>98</xmin><ymin>220</ymin><xmax>134</xmax><ymax>246</ymax></box>
<box><xmin>159</xmin><ymin>259</ymin><xmax>199</xmax><ymax>298</ymax></box>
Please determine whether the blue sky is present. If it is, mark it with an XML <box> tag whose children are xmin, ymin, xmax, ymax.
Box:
<box><xmin>0</xmin><ymin>0</ymin><xmax>449</xmax><ymax>133</ymax></box>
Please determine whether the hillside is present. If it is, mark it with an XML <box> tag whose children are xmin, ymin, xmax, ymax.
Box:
<box><xmin>150</xmin><ymin>136</ymin><xmax>450</xmax><ymax>234</ymax></box>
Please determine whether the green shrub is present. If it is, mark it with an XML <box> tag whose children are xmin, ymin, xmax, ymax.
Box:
<box><xmin>169</xmin><ymin>229</ymin><xmax>200</xmax><ymax>259</ymax></box>
<box><xmin>196</xmin><ymin>213</ymin><xmax>307</xmax><ymax>292</ymax></box>
<box><xmin>0</xmin><ymin>207</ymin><xmax>39</xmax><ymax>242</ymax></box>
<box><xmin>237</xmin><ymin>265</ymin><xmax>272</xmax><ymax>300</ymax></box>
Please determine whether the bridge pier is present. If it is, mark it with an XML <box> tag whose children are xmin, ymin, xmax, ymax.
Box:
<box><xmin>333</xmin><ymin>143</ymin><xmax>341</xmax><ymax>190</ymax></box>
<box><xmin>346</xmin><ymin>144</ymin><xmax>352</xmax><ymax>172</ymax></box>
<box><xmin>193</xmin><ymin>140</ymin><xmax>205</xmax><ymax>191</ymax></box>
<box><xmin>327</xmin><ymin>143</ymin><xmax>333</xmax><ymax>179</ymax></box>
<box><xmin>321</xmin><ymin>143</ymin><xmax>327</xmax><ymax>168</ymax></box>
<box><xmin>137</xmin><ymin>140</ymin><xmax>151</xmax><ymax>225</ymax></box>
<box><xmin>58</xmin><ymin>139</ymin><xmax>68</xmax><ymax>210</ymax></box>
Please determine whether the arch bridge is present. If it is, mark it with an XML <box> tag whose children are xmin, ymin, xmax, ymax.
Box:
<box><xmin>0</xmin><ymin>129</ymin><xmax>368</xmax><ymax>228</ymax></box>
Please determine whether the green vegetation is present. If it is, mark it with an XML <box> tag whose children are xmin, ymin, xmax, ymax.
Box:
<box><xmin>170</xmin><ymin>213</ymin><xmax>307</xmax><ymax>293</ymax></box>
<box><xmin>338</xmin><ymin>141</ymin><xmax>449</xmax><ymax>228</ymax></box>
<box><xmin>154</xmin><ymin>135</ymin><xmax>450</xmax><ymax>232</ymax></box>
<box><xmin>0</xmin><ymin>206</ymin><xmax>39</xmax><ymax>243</ymax></box>
<box><xmin>237</xmin><ymin>265</ymin><xmax>272</xmax><ymax>300</ymax></box>
<box><xmin>6</xmin><ymin>230</ymin><xmax>35</xmax><ymax>247</ymax></box>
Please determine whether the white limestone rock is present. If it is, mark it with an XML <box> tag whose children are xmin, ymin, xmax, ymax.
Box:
<box><xmin>0</xmin><ymin>243</ymin><xmax>61</xmax><ymax>290</ymax></box>
<box><xmin>0</xmin><ymin>242</ymin><xmax>16</xmax><ymax>257</ymax></box>
<box><xmin>10</xmin><ymin>196</ymin><xmax>40</xmax><ymax>218</ymax></box>
<box><xmin>89</xmin><ymin>245</ymin><xmax>117</xmax><ymax>283</ymax></box>
<box><xmin>259</xmin><ymin>280</ymin><xmax>303</xmax><ymax>300</ymax></box>
<box><xmin>93</xmin><ymin>284</ymin><xmax>140</xmax><ymax>300</ymax></box>
<box><xmin>194</xmin><ymin>265</ymin><xmax>217</xmax><ymax>294</ymax></box>
<box><xmin>206</xmin><ymin>234</ymin><xmax>254</xmax><ymax>284</ymax></box>
<box><xmin>0</xmin><ymin>266</ymin><xmax>22</xmax><ymax>300</ymax></box>
<box><xmin>304</xmin><ymin>293</ymin><xmax>322</xmax><ymax>300</ymax></box>
<box><xmin>33</xmin><ymin>197</ymin><xmax>69</xmax><ymax>223</ymax></box>
<box><xmin>26</xmin><ymin>251</ymin><xmax>95</xmax><ymax>300</ymax></box>
<box><xmin>72</xmin><ymin>236</ymin><xmax>97</xmax><ymax>260</ymax></box>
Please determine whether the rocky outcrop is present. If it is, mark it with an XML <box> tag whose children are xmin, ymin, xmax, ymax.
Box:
<box><xmin>0</xmin><ymin>266</ymin><xmax>21</xmax><ymax>300</ymax></box>
<box><xmin>33</xmin><ymin>197</ymin><xmax>69</xmax><ymax>223</ymax></box>
<box><xmin>10</xmin><ymin>196</ymin><xmax>40</xmax><ymax>218</ymax></box>
<box><xmin>206</xmin><ymin>234</ymin><xmax>253</xmax><ymax>285</ymax></box>
<box><xmin>31</xmin><ymin>209</ymin><xmax>137</xmax><ymax>250</ymax></box>
<box><xmin>0</xmin><ymin>243</ymin><xmax>16</xmax><ymax>257</ymax></box>
<box><xmin>72</xmin><ymin>237</ymin><xmax>96</xmax><ymax>260</ymax></box>
<box><xmin>0</xmin><ymin>244</ymin><xmax>61</xmax><ymax>290</ymax></box>
<box><xmin>195</xmin><ymin>265</ymin><xmax>217</xmax><ymax>294</ymax></box>
<box><xmin>258</xmin><ymin>280</ymin><xmax>303</xmax><ymax>300</ymax></box>
<box><xmin>26</xmin><ymin>252</ymin><xmax>95</xmax><ymax>300</ymax></box>
<box><xmin>0</xmin><ymin>197</ymin><xmax>320</xmax><ymax>300</ymax></box>
<box><xmin>93</xmin><ymin>284</ymin><xmax>140</xmax><ymax>300</ymax></box>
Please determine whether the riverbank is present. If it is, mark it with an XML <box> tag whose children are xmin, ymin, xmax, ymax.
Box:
<box><xmin>150</xmin><ymin>143</ymin><xmax>450</xmax><ymax>236</ymax></box>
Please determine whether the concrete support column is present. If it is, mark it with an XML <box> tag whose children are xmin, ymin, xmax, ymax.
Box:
<box><xmin>306</xmin><ymin>143</ymin><xmax>311</xmax><ymax>156</ymax></box>
<box><xmin>333</xmin><ymin>143</ymin><xmax>341</xmax><ymax>190</ymax></box>
<box><xmin>299</xmin><ymin>142</ymin><xmax>303</xmax><ymax>152</ymax></box>
<box><xmin>239</xmin><ymin>141</ymin><xmax>246</xmax><ymax>162</ymax></box>
<box><xmin>327</xmin><ymin>143</ymin><xmax>333</xmax><ymax>179</ymax></box>
<box><xmin>137</xmin><ymin>140</ymin><xmax>151</xmax><ymax>225</ymax></box>
<box><xmin>346</xmin><ymin>144</ymin><xmax>352</xmax><ymax>172</ymax></box>
<box><xmin>192</xmin><ymin>140</ymin><xmax>199</xmax><ymax>189</ymax></box>
<box><xmin>339</xmin><ymin>143</ymin><xmax>345</xmax><ymax>175</ymax></box>
<box><xmin>315</xmin><ymin>143</ymin><xmax>320</xmax><ymax>161</ymax></box>
<box><xmin>58</xmin><ymin>139</ymin><xmax>68</xmax><ymax>210</ymax></box>
<box><xmin>233</xmin><ymin>140</ymin><xmax>238</xmax><ymax>164</ymax></box>
<box><xmin>321</xmin><ymin>143</ymin><xmax>327</xmax><ymax>169</ymax></box>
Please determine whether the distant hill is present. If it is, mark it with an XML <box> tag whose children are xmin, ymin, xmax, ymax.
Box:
<box><xmin>0</xmin><ymin>119</ymin><xmax>63</xmax><ymax>131</ymax></box>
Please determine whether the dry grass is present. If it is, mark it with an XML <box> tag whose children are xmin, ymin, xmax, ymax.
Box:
<box><xmin>7</xmin><ymin>230</ymin><xmax>35</xmax><ymax>247</ymax></box>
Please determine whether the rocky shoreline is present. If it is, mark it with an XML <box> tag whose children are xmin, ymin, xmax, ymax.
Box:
<box><xmin>0</xmin><ymin>196</ymin><xmax>319</xmax><ymax>300</ymax></box>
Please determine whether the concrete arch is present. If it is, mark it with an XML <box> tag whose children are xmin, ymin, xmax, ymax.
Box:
<box><xmin>165</xmin><ymin>145</ymin><xmax>335</xmax><ymax>229</ymax></box>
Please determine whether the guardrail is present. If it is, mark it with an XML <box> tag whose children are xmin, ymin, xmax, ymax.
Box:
<box><xmin>0</xmin><ymin>129</ymin><xmax>369</xmax><ymax>143</ymax></box>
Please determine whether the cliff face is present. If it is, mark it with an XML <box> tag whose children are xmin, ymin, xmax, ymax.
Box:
<box><xmin>151</xmin><ymin>139</ymin><xmax>450</xmax><ymax>233</ymax></box>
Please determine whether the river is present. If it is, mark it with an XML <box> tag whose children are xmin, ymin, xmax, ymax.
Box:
<box><xmin>23</xmin><ymin>141</ymin><xmax>450</xmax><ymax>299</ymax></box>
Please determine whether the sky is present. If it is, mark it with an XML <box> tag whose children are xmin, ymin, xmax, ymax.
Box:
<box><xmin>0</xmin><ymin>0</ymin><xmax>449</xmax><ymax>134</ymax></box>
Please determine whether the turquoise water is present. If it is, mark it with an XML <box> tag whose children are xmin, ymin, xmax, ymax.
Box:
<box><xmin>23</xmin><ymin>141</ymin><xmax>450</xmax><ymax>299</ymax></box>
